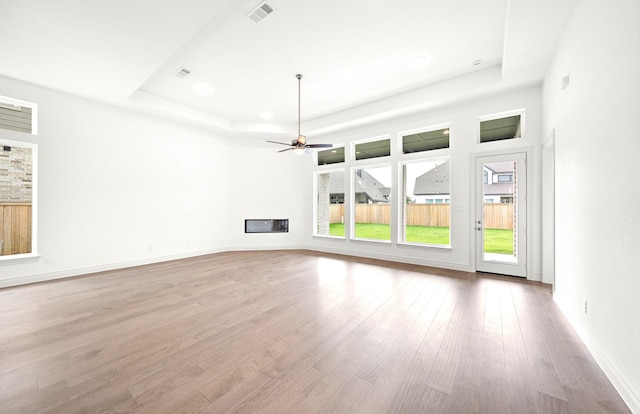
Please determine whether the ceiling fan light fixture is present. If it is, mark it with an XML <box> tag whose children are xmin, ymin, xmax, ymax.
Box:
<box><xmin>265</xmin><ymin>74</ymin><xmax>332</xmax><ymax>154</ymax></box>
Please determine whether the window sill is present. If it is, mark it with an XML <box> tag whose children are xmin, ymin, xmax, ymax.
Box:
<box><xmin>313</xmin><ymin>234</ymin><xmax>346</xmax><ymax>240</ymax></box>
<box><xmin>350</xmin><ymin>238</ymin><xmax>392</xmax><ymax>244</ymax></box>
<box><xmin>0</xmin><ymin>253</ymin><xmax>40</xmax><ymax>264</ymax></box>
<box><xmin>397</xmin><ymin>241</ymin><xmax>452</xmax><ymax>250</ymax></box>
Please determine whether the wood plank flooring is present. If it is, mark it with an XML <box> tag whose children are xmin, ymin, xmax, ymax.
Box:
<box><xmin>0</xmin><ymin>250</ymin><xmax>632</xmax><ymax>413</ymax></box>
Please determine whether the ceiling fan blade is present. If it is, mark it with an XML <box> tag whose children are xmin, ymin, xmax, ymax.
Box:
<box><xmin>266</xmin><ymin>140</ymin><xmax>293</xmax><ymax>146</ymax></box>
<box><xmin>306</xmin><ymin>144</ymin><xmax>333</xmax><ymax>148</ymax></box>
<box><xmin>277</xmin><ymin>147</ymin><xmax>296</xmax><ymax>153</ymax></box>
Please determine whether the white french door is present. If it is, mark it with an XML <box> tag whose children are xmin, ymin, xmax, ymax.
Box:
<box><xmin>475</xmin><ymin>152</ymin><xmax>527</xmax><ymax>277</ymax></box>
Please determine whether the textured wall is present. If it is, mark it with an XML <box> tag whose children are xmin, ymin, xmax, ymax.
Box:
<box><xmin>0</xmin><ymin>146</ymin><xmax>32</xmax><ymax>202</ymax></box>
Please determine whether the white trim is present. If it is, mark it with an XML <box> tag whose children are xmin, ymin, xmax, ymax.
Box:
<box><xmin>350</xmin><ymin>163</ymin><xmax>392</xmax><ymax>242</ymax></box>
<box><xmin>470</xmin><ymin>147</ymin><xmax>534</xmax><ymax>279</ymax></box>
<box><xmin>554</xmin><ymin>293</ymin><xmax>640</xmax><ymax>413</ymax></box>
<box><xmin>0</xmin><ymin>139</ymin><xmax>38</xmax><ymax>260</ymax></box>
<box><xmin>315</xmin><ymin>143</ymin><xmax>346</xmax><ymax>166</ymax></box>
<box><xmin>307</xmin><ymin>245</ymin><xmax>472</xmax><ymax>273</ymax></box>
<box><xmin>0</xmin><ymin>253</ymin><xmax>40</xmax><ymax>263</ymax></box>
<box><xmin>478</xmin><ymin>107</ymin><xmax>525</xmax><ymax>144</ymax></box>
<box><xmin>398</xmin><ymin>122</ymin><xmax>451</xmax><ymax>155</ymax></box>
<box><xmin>351</xmin><ymin>134</ymin><xmax>391</xmax><ymax>162</ymax></box>
<box><xmin>398</xmin><ymin>155</ymin><xmax>452</xmax><ymax>248</ymax></box>
<box><xmin>0</xmin><ymin>95</ymin><xmax>38</xmax><ymax>135</ymax></box>
<box><xmin>0</xmin><ymin>247</ymin><xmax>228</xmax><ymax>289</ymax></box>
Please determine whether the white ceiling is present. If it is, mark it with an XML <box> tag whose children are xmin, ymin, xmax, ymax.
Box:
<box><xmin>0</xmin><ymin>0</ymin><xmax>576</xmax><ymax>138</ymax></box>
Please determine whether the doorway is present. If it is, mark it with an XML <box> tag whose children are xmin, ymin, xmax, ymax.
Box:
<box><xmin>475</xmin><ymin>152</ymin><xmax>527</xmax><ymax>277</ymax></box>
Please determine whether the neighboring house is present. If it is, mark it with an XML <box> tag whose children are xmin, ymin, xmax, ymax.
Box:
<box><xmin>413</xmin><ymin>160</ymin><xmax>515</xmax><ymax>204</ymax></box>
<box><xmin>412</xmin><ymin>160</ymin><xmax>451</xmax><ymax>204</ymax></box>
<box><xmin>482</xmin><ymin>161</ymin><xmax>516</xmax><ymax>203</ymax></box>
<box><xmin>328</xmin><ymin>170</ymin><xmax>389</xmax><ymax>204</ymax></box>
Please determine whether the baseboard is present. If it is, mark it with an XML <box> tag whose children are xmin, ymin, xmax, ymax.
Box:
<box><xmin>0</xmin><ymin>247</ymin><xmax>227</xmax><ymax>289</ymax></box>
<box><xmin>224</xmin><ymin>244</ymin><xmax>307</xmax><ymax>252</ymax></box>
<box><xmin>306</xmin><ymin>245</ymin><xmax>474</xmax><ymax>273</ymax></box>
<box><xmin>554</xmin><ymin>293</ymin><xmax>640</xmax><ymax>413</ymax></box>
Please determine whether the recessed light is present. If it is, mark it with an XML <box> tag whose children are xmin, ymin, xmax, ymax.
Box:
<box><xmin>260</xmin><ymin>111</ymin><xmax>273</xmax><ymax>120</ymax></box>
<box><xmin>193</xmin><ymin>82</ymin><xmax>214</xmax><ymax>96</ymax></box>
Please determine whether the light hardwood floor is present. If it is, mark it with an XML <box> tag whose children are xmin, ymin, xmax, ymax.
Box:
<box><xmin>0</xmin><ymin>250</ymin><xmax>631</xmax><ymax>414</ymax></box>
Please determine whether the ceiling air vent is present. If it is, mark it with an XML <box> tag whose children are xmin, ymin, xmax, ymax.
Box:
<box><xmin>174</xmin><ymin>67</ymin><xmax>192</xmax><ymax>79</ymax></box>
<box><xmin>248</xmin><ymin>1</ymin><xmax>274</xmax><ymax>23</ymax></box>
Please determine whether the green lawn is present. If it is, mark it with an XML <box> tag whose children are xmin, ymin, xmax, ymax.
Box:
<box><xmin>482</xmin><ymin>228</ymin><xmax>514</xmax><ymax>254</ymax></box>
<box><xmin>329</xmin><ymin>223</ymin><xmax>513</xmax><ymax>254</ymax></box>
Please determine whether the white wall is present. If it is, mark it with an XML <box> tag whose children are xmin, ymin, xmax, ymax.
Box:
<box><xmin>302</xmin><ymin>87</ymin><xmax>544</xmax><ymax>280</ymax></box>
<box><xmin>0</xmin><ymin>76</ymin><xmax>230</xmax><ymax>287</ymax></box>
<box><xmin>224</xmin><ymin>138</ymin><xmax>308</xmax><ymax>250</ymax></box>
<box><xmin>543</xmin><ymin>0</ymin><xmax>640</xmax><ymax>410</ymax></box>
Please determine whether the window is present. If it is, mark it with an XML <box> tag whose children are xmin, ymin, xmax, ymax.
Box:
<box><xmin>400</xmin><ymin>158</ymin><xmax>450</xmax><ymax>246</ymax></box>
<box><xmin>354</xmin><ymin>138</ymin><xmax>390</xmax><ymax>160</ymax></box>
<box><xmin>0</xmin><ymin>95</ymin><xmax>38</xmax><ymax>134</ymax></box>
<box><xmin>497</xmin><ymin>174</ymin><xmax>512</xmax><ymax>182</ymax></box>
<box><xmin>479</xmin><ymin>109</ymin><xmax>524</xmax><ymax>143</ymax></box>
<box><xmin>352</xmin><ymin>165</ymin><xmax>391</xmax><ymax>241</ymax></box>
<box><xmin>0</xmin><ymin>140</ymin><xmax>37</xmax><ymax>259</ymax></box>
<box><xmin>401</xmin><ymin>126</ymin><xmax>450</xmax><ymax>154</ymax></box>
<box><xmin>317</xmin><ymin>146</ymin><xmax>344</xmax><ymax>165</ymax></box>
<box><xmin>314</xmin><ymin>170</ymin><xmax>345</xmax><ymax>238</ymax></box>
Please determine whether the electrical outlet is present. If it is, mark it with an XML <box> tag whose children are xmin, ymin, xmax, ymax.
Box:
<box><xmin>583</xmin><ymin>299</ymin><xmax>588</xmax><ymax>314</ymax></box>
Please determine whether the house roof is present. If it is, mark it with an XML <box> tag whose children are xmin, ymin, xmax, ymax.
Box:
<box><xmin>328</xmin><ymin>170</ymin><xmax>388</xmax><ymax>202</ymax></box>
<box><xmin>413</xmin><ymin>160</ymin><xmax>514</xmax><ymax>196</ymax></box>
<box><xmin>413</xmin><ymin>161</ymin><xmax>451</xmax><ymax>195</ymax></box>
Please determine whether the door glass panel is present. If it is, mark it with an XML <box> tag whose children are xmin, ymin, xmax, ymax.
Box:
<box><xmin>481</xmin><ymin>160</ymin><xmax>518</xmax><ymax>263</ymax></box>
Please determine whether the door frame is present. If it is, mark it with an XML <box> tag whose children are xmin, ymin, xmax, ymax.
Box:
<box><xmin>471</xmin><ymin>147</ymin><xmax>534</xmax><ymax>279</ymax></box>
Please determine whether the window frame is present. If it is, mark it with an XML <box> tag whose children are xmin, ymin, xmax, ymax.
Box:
<box><xmin>313</xmin><ymin>168</ymin><xmax>346</xmax><ymax>239</ymax></box>
<box><xmin>316</xmin><ymin>144</ymin><xmax>345</xmax><ymax>166</ymax></box>
<box><xmin>350</xmin><ymin>163</ymin><xmax>392</xmax><ymax>243</ymax></box>
<box><xmin>0</xmin><ymin>95</ymin><xmax>38</xmax><ymax>135</ymax></box>
<box><xmin>0</xmin><ymin>139</ymin><xmax>38</xmax><ymax>262</ymax></box>
<box><xmin>478</xmin><ymin>108</ymin><xmax>525</xmax><ymax>144</ymax></box>
<box><xmin>399</xmin><ymin>123</ymin><xmax>451</xmax><ymax>155</ymax></box>
<box><xmin>398</xmin><ymin>155</ymin><xmax>452</xmax><ymax>248</ymax></box>
<box><xmin>352</xmin><ymin>135</ymin><xmax>391</xmax><ymax>162</ymax></box>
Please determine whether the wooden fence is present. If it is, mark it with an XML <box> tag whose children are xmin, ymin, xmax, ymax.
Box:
<box><xmin>329</xmin><ymin>203</ymin><xmax>513</xmax><ymax>229</ymax></box>
<box><xmin>483</xmin><ymin>203</ymin><xmax>514</xmax><ymax>230</ymax></box>
<box><xmin>0</xmin><ymin>203</ymin><xmax>32</xmax><ymax>256</ymax></box>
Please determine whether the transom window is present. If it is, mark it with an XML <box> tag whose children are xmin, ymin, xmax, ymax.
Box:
<box><xmin>479</xmin><ymin>109</ymin><xmax>524</xmax><ymax>143</ymax></box>
<box><xmin>401</xmin><ymin>126</ymin><xmax>450</xmax><ymax>154</ymax></box>
<box><xmin>317</xmin><ymin>146</ymin><xmax>345</xmax><ymax>165</ymax></box>
<box><xmin>354</xmin><ymin>138</ymin><xmax>390</xmax><ymax>161</ymax></box>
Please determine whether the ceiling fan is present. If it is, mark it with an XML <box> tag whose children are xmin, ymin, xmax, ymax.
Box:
<box><xmin>267</xmin><ymin>74</ymin><xmax>333</xmax><ymax>154</ymax></box>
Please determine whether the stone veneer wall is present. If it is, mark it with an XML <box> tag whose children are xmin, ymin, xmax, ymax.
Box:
<box><xmin>317</xmin><ymin>173</ymin><xmax>330</xmax><ymax>235</ymax></box>
<box><xmin>0</xmin><ymin>145</ymin><xmax>32</xmax><ymax>202</ymax></box>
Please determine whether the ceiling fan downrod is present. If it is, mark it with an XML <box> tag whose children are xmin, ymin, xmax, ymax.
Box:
<box><xmin>296</xmin><ymin>74</ymin><xmax>304</xmax><ymax>144</ymax></box>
